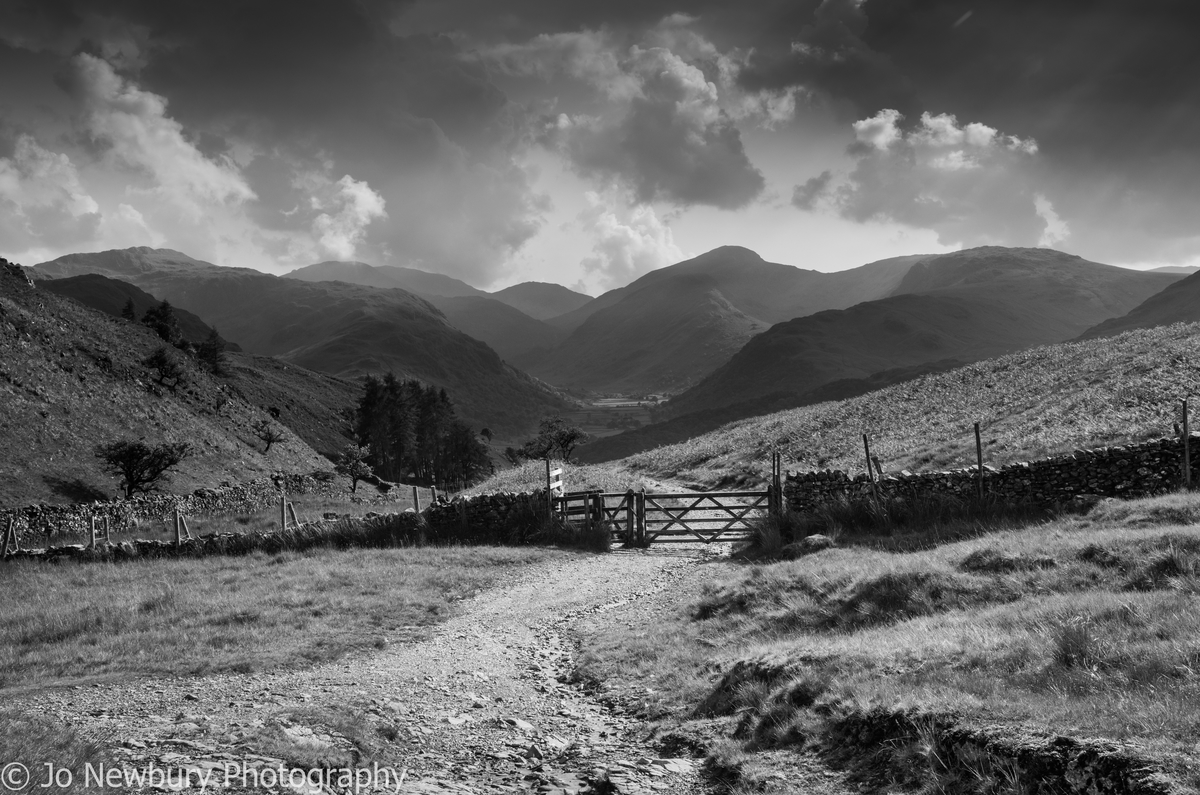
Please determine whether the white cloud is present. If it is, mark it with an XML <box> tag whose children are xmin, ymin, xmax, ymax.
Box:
<box><xmin>852</xmin><ymin>108</ymin><xmax>904</xmax><ymax>150</ymax></box>
<box><xmin>0</xmin><ymin>134</ymin><xmax>101</xmax><ymax>254</ymax></box>
<box><xmin>1034</xmin><ymin>194</ymin><xmax>1070</xmax><ymax>247</ymax></box>
<box><xmin>836</xmin><ymin>109</ymin><xmax>1051</xmax><ymax>248</ymax></box>
<box><xmin>579</xmin><ymin>192</ymin><xmax>683</xmax><ymax>289</ymax></box>
<box><xmin>72</xmin><ymin>53</ymin><xmax>255</xmax><ymax>218</ymax></box>
<box><xmin>312</xmin><ymin>175</ymin><xmax>388</xmax><ymax>260</ymax></box>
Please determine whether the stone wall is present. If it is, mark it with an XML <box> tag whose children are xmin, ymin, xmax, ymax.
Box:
<box><xmin>785</xmin><ymin>434</ymin><xmax>1199</xmax><ymax>513</ymax></box>
<box><xmin>423</xmin><ymin>490</ymin><xmax>552</xmax><ymax>544</ymax></box>
<box><xmin>0</xmin><ymin>471</ymin><xmax>402</xmax><ymax>542</ymax></box>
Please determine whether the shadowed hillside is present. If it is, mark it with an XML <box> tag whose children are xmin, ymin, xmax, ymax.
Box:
<box><xmin>0</xmin><ymin>260</ymin><xmax>331</xmax><ymax>506</ymax></box>
<box><xmin>33</xmin><ymin>248</ymin><xmax>569</xmax><ymax>436</ymax></box>
<box><xmin>664</xmin><ymin>246</ymin><xmax>1181</xmax><ymax>419</ymax></box>
<box><xmin>284</xmin><ymin>260</ymin><xmax>566</xmax><ymax>363</ymax></box>
<box><xmin>39</xmin><ymin>273</ymin><xmax>240</xmax><ymax>350</ymax></box>
<box><xmin>530</xmin><ymin>246</ymin><xmax>924</xmax><ymax>393</ymax></box>
<box><xmin>491</xmin><ymin>282</ymin><xmax>591</xmax><ymax>320</ymax></box>
<box><xmin>1080</xmin><ymin>268</ymin><xmax>1200</xmax><ymax>338</ymax></box>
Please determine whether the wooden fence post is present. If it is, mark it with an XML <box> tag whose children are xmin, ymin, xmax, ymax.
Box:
<box><xmin>90</xmin><ymin>515</ymin><xmax>97</xmax><ymax>549</ymax></box>
<box><xmin>173</xmin><ymin>507</ymin><xmax>182</xmax><ymax>546</ymax></box>
<box><xmin>637</xmin><ymin>490</ymin><xmax>647</xmax><ymax>546</ymax></box>
<box><xmin>974</xmin><ymin>422</ymin><xmax>985</xmax><ymax>502</ymax></box>
<box><xmin>103</xmin><ymin>516</ymin><xmax>110</xmax><ymax>545</ymax></box>
<box><xmin>279</xmin><ymin>493</ymin><xmax>287</xmax><ymax>531</ymax></box>
<box><xmin>287</xmin><ymin>503</ymin><xmax>301</xmax><ymax>529</ymax></box>
<box><xmin>180</xmin><ymin>514</ymin><xmax>192</xmax><ymax>540</ymax></box>
<box><xmin>862</xmin><ymin>434</ymin><xmax>879</xmax><ymax>500</ymax></box>
<box><xmin>412</xmin><ymin>485</ymin><xmax>421</xmax><ymax>512</ymax></box>
<box><xmin>3</xmin><ymin>517</ymin><xmax>14</xmax><ymax>558</ymax></box>
<box><xmin>625</xmin><ymin>490</ymin><xmax>635</xmax><ymax>546</ymax></box>
<box><xmin>1183</xmin><ymin>398</ymin><xmax>1191</xmax><ymax>489</ymax></box>
<box><xmin>431</xmin><ymin>486</ymin><xmax>439</xmax><ymax>504</ymax></box>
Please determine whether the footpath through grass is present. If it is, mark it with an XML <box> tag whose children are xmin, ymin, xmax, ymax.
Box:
<box><xmin>0</xmin><ymin>545</ymin><xmax>563</xmax><ymax>691</ymax></box>
<box><xmin>574</xmin><ymin>492</ymin><xmax>1200</xmax><ymax>793</ymax></box>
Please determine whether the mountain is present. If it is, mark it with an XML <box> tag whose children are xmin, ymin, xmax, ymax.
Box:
<box><xmin>287</xmin><ymin>260</ymin><xmax>487</xmax><ymax>298</ymax></box>
<box><xmin>32</xmin><ymin>248</ymin><xmax>569</xmax><ymax>436</ymax></box>
<box><xmin>662</xmin><ymin>246</ymin><xmax>1182</xmax><ymax>419</ymax></box>
<box><xmin>491</xmin><ymin>282</ymin><xmax>592</xmax><ymax>320</ymax></box>
<box><xmin>421</xmin><ymin>295</ymin><xmax>567</xmax><ymax>364</ymax></box>
<box><xmin>529</xmin><ymin>246</ymin><xmax>926</xmax><ymax>394</ymax></box>
<box><xmin>284</xmin><ymin>260</ymin><xmax>564</xmax><ymax>362</ymax></box>
<box><xmin>0</xmin><ymin>259</ymin><xmax>333</xmax><ymax>507</ymax></box>
<box><xmin>1079</xmin><ymin>269</ymin><xmax>1200</xmax><ymax>339</ymax></box>
<box><xmin>39</xmin><ymin>273</ymin><xmax>241</xmax><ymax>350</ymax></box>
<box><xmin>1148</xmin><ymin>266</ymin><xmax>1200</xmax><ymax>274</ymax></box>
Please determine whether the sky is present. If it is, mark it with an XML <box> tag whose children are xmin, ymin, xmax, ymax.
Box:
<box><xmin>1</xmin><ymin>1</ymin><xmax>1199</xmax><ymax>294</ymax></box>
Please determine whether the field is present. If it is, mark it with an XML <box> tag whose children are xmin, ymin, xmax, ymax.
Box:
<box><xmin>620</xmin><ymin>322</ymin><xmax>1200</xmax><ymax>489</ymax></box>
<box><xmin>564</xmin><ymin>398</ymin><xmax>662</xmax><ymax>440</ymax></box>
<box><xmin>572</xmin><ymin>492</ymin><xmax>1200</xmax><ymax>792</ymax></box>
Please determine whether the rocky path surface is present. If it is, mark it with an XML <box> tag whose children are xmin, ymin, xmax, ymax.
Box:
<box><xmin>12</xmin><ymin>547</ymin><xmax>731</xmax><ymax>794</ymax></box>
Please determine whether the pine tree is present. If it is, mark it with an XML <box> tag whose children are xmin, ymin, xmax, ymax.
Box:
<box><xmin>121</xmin><ymin>297</ymin><xmax>136</xmax><ymax>320</ymax></box>
<box><xmin>196</xmin><ymin>327</ymin><xmax>227</xmax><ymax>375</ymax></box>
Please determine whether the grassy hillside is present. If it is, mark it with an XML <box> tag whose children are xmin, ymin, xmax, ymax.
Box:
<box><xmin>39</xmin><ymin>274</ymin><xmax>240</xmax><ymax>350</ymax></box>
<box><xmin>0</xmin><ymin>262</ymin><xmax>330</xmax><ymax>507</ymax></box>
<box><xmin>1081</xmin><ymin>268</ymin><xmax>1200</xmax><ymax>338</ymax></box>
<box><xmin>617</xmin><ymin>322</ymin><xmax>1200</xmax><ymax>489</ymax></box>
<box><xmin>32</xmin><ymin>248</ymin><xmax>569</xmax><ymax>436</ymax></box>
<box><xmin>491</xmin><ymin>281</ymin><xmax>592</xmax><ymax>320</ymax></box>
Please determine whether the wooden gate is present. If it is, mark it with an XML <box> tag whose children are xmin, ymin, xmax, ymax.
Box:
<box><xmin>548</xmin><ymin>452</ymin><xmax>782</xmax><ymax>546</ymax></box>
<box><xmin>553</xmin><ymin>487</ymin><xmax>772</xmax><ymax>545</ymax></box>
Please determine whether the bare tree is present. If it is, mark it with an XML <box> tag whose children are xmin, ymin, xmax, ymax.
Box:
<box><xmin>253</xmin><ymin>418</ymin><xmax>285</xmax><ymax>453</ymax></box>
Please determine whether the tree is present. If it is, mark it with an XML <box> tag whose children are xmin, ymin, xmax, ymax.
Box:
<box><xmin>480</xmin><ymin>428</ymin><xmax>493</xmax><ymax>443</ymax></box>
<box><xmin>141</xmin><ymin>300</ymin><xmax>182</xmax><ymax>345</ymax></box>
<box><xmin>253</xmin><ymin>418</ymin><xmax>285</xmax><ymax>453</ymax></box>
<box><xmin>196</xmin><ymin>327</ymin><xmax>227</xmax><ymax>375</ymax></box>
<box><xmin>516</xmin><ymin>415</ymin><xmax>589</xmax><ymax>462</ymax></box>
<box><xmin>144</xmin><ymin>347</ymin><xmax>186</xmax><ymax>391</ymax></box>
<box><xmin>95</xmin><ymin>440</ymin><xmax>192</xmax><ymax>499</ymax></box>
<box><xmin>335</xmin><ymin>443</ymin><xmax>374</xmax><ymax>493</ymax></box>
<box><xmin>121</xmin><ymin>298</ymin><xmax>136</xmax><ymax>321</ymax></box>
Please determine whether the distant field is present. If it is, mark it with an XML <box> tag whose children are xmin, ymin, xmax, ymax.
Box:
<box><xmin>622</xmin><ymin>322</ymin><xmax>1200</xmax><ymax>488</ymax></box>
<box><xmin>575</xmin><ymin>491</ymin><xmax>1200</xmax><ymax>791</ymax></box>
<box><xmin>565</xmin><ymin>400</ymin><xmax>660</xmax><ymax>440</ymax></box>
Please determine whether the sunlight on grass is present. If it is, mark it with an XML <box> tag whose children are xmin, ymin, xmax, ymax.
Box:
<box><xmin>0</xmin><ymin>545</ymin><xmax>563</xmax><ymax>691</ymax></box>
<box><xmin>575</xmin><ymin>491</ymin><xmax>1200</xmax><ymax>787</ymax></box>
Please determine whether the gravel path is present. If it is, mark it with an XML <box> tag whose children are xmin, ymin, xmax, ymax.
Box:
<box><xmin>12</xmin><ymin>547</ymin><xmax>724</xmax><ymax>794</ymax></box>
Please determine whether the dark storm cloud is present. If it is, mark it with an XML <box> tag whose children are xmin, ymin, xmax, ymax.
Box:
<box><xmin>0</xmin><ymin>0</ymin><xmax>550</xmax><ymax>281</ymax></box>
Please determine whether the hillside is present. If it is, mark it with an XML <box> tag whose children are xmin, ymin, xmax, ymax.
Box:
<box><xmin>617</xmin><ymin>322</ymin><xmax>1200</xmax><ymax>489</ymax></box>
<box><xmin>530</xmin><ymin>273</ymin><xmax>771</xmax><ymax>394</ymax></box>
<box><xmin>1080</xmin><ymin>268</ymin><xmax>1200</xmax><ymax>338</ymax></box>
<box><xmin>530</xmin><ymin>246</ymin><xmax>924</xmax><ymax>393</ymax></box>
<box><xmin>284</xmin><ymin>260</ymin><xmax>564</xmax><ymax>362</ymax></box>
<box><xmin>286</xmin><ymin>260</ymin><xmax>487</xmax><ymax>298</ymax></box>
<box><xmin>0</xmin><ymin>260</ymin><xmax>331</xmax><ymax>507</ymax></box>
<box><xmin>39</xmin><ymin>273</ymin><xmax>240</xmax><ymax>350</ymax></box>
<box><xmin>664</xmin><ymin>246</ymin><xmax>1181</xmax><ymax>418</ymax></box>
<box><xmin>491</xmin><ymin>282</ymin><xmax>592</xmax><ymax>320</ymax></box>
<box><xmin>33</xmin><ymin>248</ymin><xmax>569</xmax><ymax>437</ymax></box>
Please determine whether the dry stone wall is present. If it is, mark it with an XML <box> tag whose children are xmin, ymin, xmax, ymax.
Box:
<box><xmin>0</xmin><ymin>471</ymin><xmax>400</xmax><ymax>542</ymax></box>
<box><xmin>785</xmin><ymin>434</ymin><xmax>1199</xmax><ymax>513</ymax></box>
<box><xmin>423</xmin><ymin>490</ymin><xmax>552</xmax><ymax>544</ymax></box>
